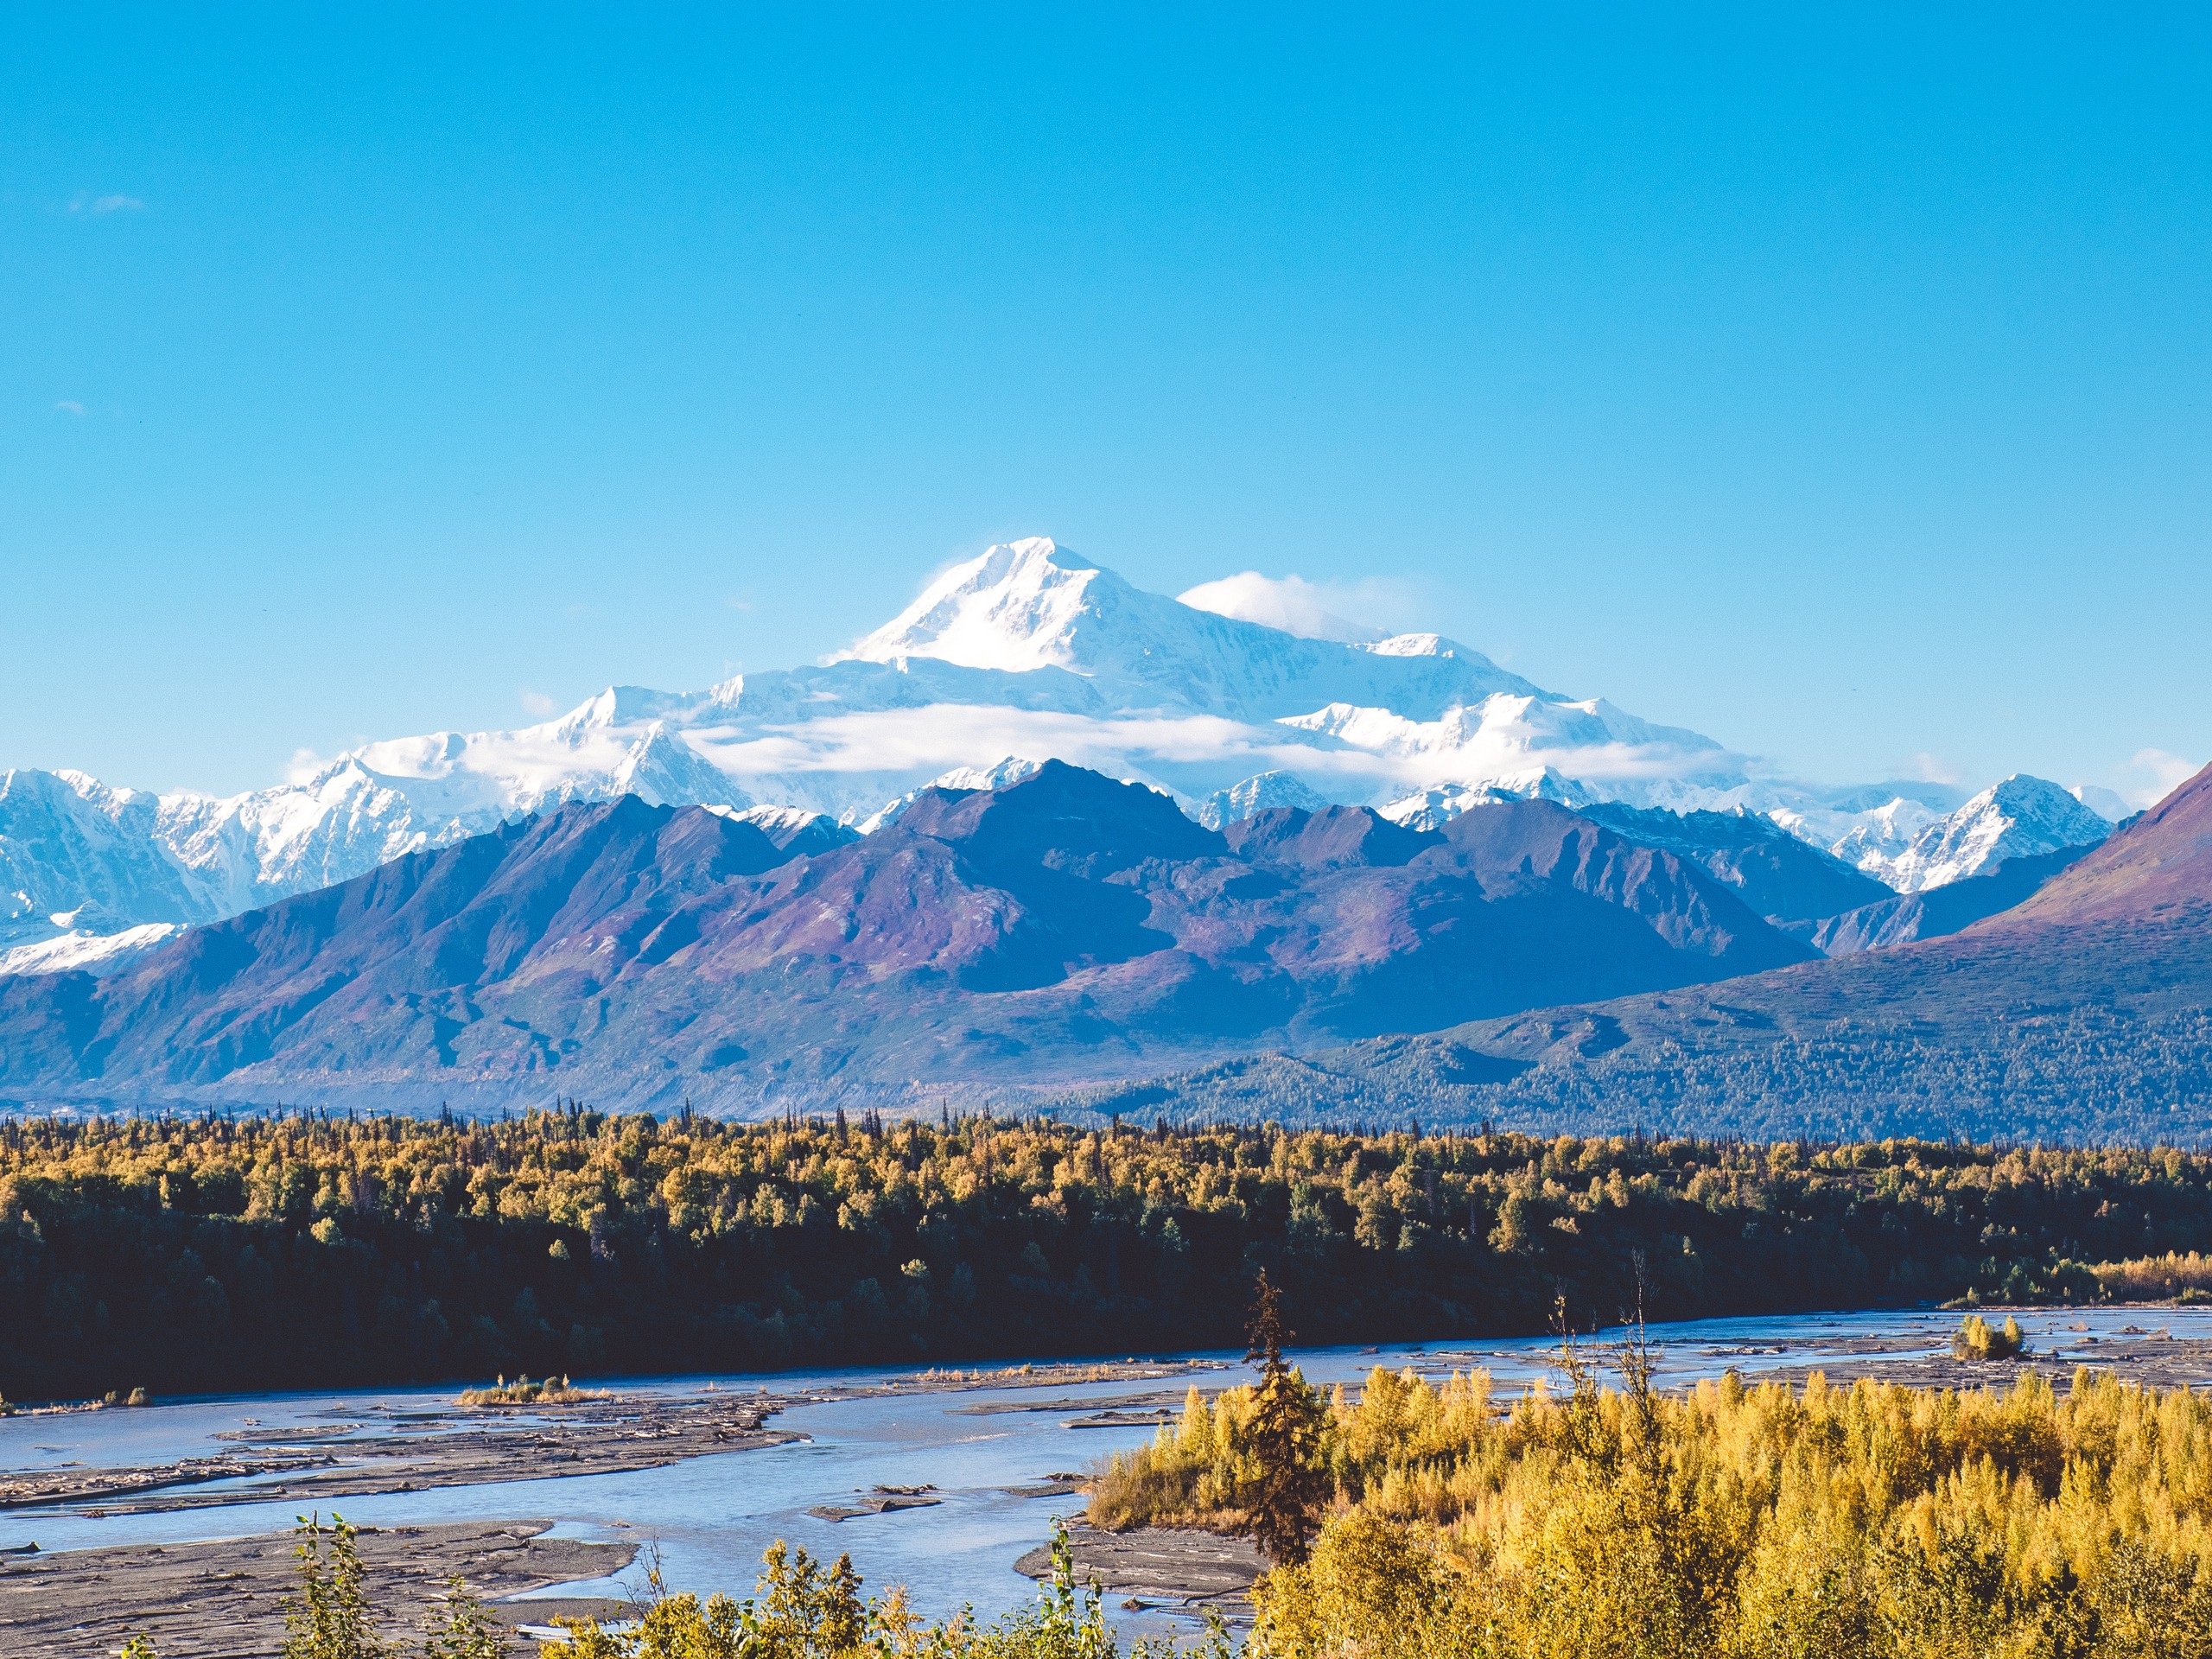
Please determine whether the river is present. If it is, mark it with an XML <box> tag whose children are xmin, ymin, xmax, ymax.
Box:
<box><xmin>5</xmin><ymin>1304</ymin><xmax>2206</xmax><ymax>1637</ymax></box>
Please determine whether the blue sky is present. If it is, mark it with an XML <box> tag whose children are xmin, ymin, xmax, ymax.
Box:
<box><xmin>6</xmin><ymin>6</ymin><xmax>2208</xmax><ymax>803</ymax></box>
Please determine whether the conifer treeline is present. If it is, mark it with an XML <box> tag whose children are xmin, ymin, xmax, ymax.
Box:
<box><xmin>3</xmin><ymin>1106</ymin><xmax>2209</xmax><ymax>1398</ymax></box>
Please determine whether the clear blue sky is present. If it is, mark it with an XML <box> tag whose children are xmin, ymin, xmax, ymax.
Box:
<box><xmin>6</xmin><ymin>6</ymin><xmax>2208</xmax><ymax>803</ymax></box>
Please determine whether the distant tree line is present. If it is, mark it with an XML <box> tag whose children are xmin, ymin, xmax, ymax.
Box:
<box><xmin>5</xmin><ymin>1106</ymin><xmax>2212</xmax><ymax>1399</ymax></box>
<box><xmin>1049</xmin><ymin>1002</ymin><xmax>2212</xmax><ymax>1146</ymax></box>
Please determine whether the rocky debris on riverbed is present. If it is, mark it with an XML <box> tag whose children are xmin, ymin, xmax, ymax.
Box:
<box><xmin>1014</xmin><ymin>1524</ymin><xmax>1262</xmax><ymax>1618</ymax></box>
<box><xmin>950</xmin><ymin>1389</ymin><xmax>1187</xmax><ymax>1417</ymax></box>
<box><xmin>907</xmin><ymin>1361</ymin><xmax>1228</xmax><ymax>1390</ymax></box>
<box><xmin>1064</xmin><ymin>1409</ymin><xmax>1178</xmax><ymax>1429</ymax></box>
<box><xmin>809</xmin><ymin>1484</ymin><xmax>944</xmax><ymax>1521</ymax></box>
<box><xmin>0</xmin><ymin>1520</ymin><xmax>635</xmax><ymax>1658</ymax></box>
<box><xmin>0</xmin><ymin>1363</ymin><xmax>1224</xmax><ymax>1524</ymax></box>
<box><xmin>1001</xmin><ymin>1472</ymin><xmax>1088</xmax><ymax>1498</ymax></box>
<box><xmin>1751</xmin><ymin>1326</ymin><xmax>2212</xmax><ymax>1394</ymax></box>
<box><xmin>0</xmin><ymin>1452</ymin><xmax>337</xmax><ymax>1511</ymax></box>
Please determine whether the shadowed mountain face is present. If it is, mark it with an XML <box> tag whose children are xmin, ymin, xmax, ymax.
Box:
<box><xmin>1578</xmin><ymin>802</ymin><xmax>1895</xmax><ymax>925</ymax></box>
<box><xmin>1808</xmin><ymin>844</ymin><xmax>2094</xmax><ymax>954</ymax></box>
<box><xmin>0</xmin><ymin>762</ymin><xmax>1813</xmax><ymax>1112</ymax></box>
<box><xmin>1125</xmin><ymin>763</ymin><xmax>2212</xmax><ymax>1142</ymax></box>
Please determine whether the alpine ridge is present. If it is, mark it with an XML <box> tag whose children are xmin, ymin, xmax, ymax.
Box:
<box><xmin>1063</xmin><ymin>762</ymin><xmax>2212</xmax><ymax>1144</ymax></box>
<box><xmin>2</xmin><ymin>537</ymin><xmax>2124</xmax><ymax>971</ymax></box>
<box><xmin>0</xmin><ymin>761</ymin><xmax>1815</xmax><ymax>1114</ymax></box>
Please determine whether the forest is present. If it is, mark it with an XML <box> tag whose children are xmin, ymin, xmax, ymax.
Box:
<box><xmin>8</xmin><ymin>1106</ymin><xmax>2212</xmax><ymax>1399</ymax></box>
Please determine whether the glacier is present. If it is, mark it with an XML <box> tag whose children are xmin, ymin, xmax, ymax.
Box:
<box><xmin>0</xmin><ymin>536</ymin><xmax>2115</xmax><ymax>969</ymax></box>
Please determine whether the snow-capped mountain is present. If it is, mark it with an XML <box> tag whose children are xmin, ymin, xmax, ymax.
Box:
<box><xmin>0</xmin><ymin>536</ymin><xmax>2119</xmax><ymax>973</ymax></box>
<box><xmin>1879</xmin><ymin>775</ymin><xmax>2113</xmax><ymax>893</ymax></box>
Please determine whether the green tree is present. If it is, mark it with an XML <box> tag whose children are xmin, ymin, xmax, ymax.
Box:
<box><xmin>419</xmin><ymin>1576</ymin><xmax>510</xmax><ymax>1659</ymax></box>
<box><xmin>1239</xmin><ymin>1270</ymin><xmax>1330</xmax><ymax>1567</ymax></box>
<box><xmin>282</xmin><ymin>1514</ymin><xmax>388</xmax><ymax>1659</ymax></box>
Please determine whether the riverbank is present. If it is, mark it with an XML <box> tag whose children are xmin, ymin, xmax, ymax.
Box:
<box><xmin>0</xmin><ymin>1390</ymin><xmax>794</xmax><ymax>1516</ymax></box>
<box><xmin>0</xmin><ymin>1520</ymin><xmax>636</xmax><ymax>1658</ymax></box>
<box><xmin>1692</xmin><ymin>1318</ymin><xmax>2212</xmax><ymax>1393</ymax></box>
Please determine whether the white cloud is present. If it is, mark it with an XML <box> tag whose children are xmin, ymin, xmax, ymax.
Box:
<box><xmin>518</xmin><ymin>690</ymin><xmax>557</xmax><ymax>717</ymax></box>
<box><xmin>1176</xmin><ymin>572</ymin><xmax>1394</xmax><ymax>644</ymax></box>
<box><xmin>2129</xmin><ymin>748</ymin><xmax>2202</xmax><ymax>807</ymax></box>
<box><xmin>2069</xmin><ymin>784</ymin><xmax>2133</xmax><ymax>823</ymax></box>
<box><xmin>71</xmin><ymin>193</ymin><xmax>145</xmax><ymax>214</ymax></box>
<box><xmin>678</xmin><ymin>699</ymin><xmax>1739</xmax><ymax>815</ymax></box>
<box><xmin>285</xmin><ymin>747</ymin><xmax>331</xmax><ymax>785</ymax></box>
<box><xmin>1897</xmin><ymin>752</ymin><xmax>1963</xmax><ymax>785</ymax></box>
<box><xmin>54</xmin><ymin>400</ymin><xmax>85</xmax><ymax>416</ymax></box>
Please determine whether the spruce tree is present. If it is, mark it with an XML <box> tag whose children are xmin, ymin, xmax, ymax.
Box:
<box><xmin>1241</xmin><ymin>1270</ymin><xmax>1329</xmax><ymax>1566</ymax></box>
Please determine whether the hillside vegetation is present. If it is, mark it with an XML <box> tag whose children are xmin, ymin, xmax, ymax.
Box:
<box><xmin>10</xmin><ymin>1110</ymin><xmax>2212</xmax><ymax>1397</ymax></box>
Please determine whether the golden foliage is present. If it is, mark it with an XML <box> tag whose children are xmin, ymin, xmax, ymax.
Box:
<box><xmin>1103</xmin><ymin>1356</ymin><xmax>2212</xmax><ymax>1656</ymax></box>
<box><xmin>2095</xmin><ymin>1253</ymin><xmax>2212</xmax><ymax>1304</ymax></box>
<box><xmin>455</xmin><ymin>1373</ymin><xmax>608</xmax><ymax>1406</ymax></box>
<box><xmin>1953</xmin><ymin>1313</ymin><xmax>2028</xmax><ymax>1360</ymax></box>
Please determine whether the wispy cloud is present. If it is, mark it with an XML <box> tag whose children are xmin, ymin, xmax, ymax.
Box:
<box><xmin>1897</xmin><ymin>752</ymin><xmax>1963</xmax><ymax>785</ymax></box>
<box><xmin>54</xmin><ymin>399</ymin><xmax>86</xmax><ymax>416</ymax></box>
<box><xmin>518</xmin><ymin>690</ymin><xmax>557</xmax><ymax>718</ymax></box>
<box><xmin>1177</xmin><ymin>572</ymin><xmax>1399</xmax><ymax>644</ymax></box>
<box><xmin>680</xmin><ymin>702</ymin><xmax>1740</xmax><ymax>810</ymax></box>
<box><xmin>285</xmin><ymin>747</ymin><xmax>331</xmax><ymax>785</ymax></box>
<box><xmin>2128</xmin><ymin>748</ymin><xmax>2203</xmax><ymax>806</ymax></box>
<box><xmin>70</xmin><ymin>193</ymin><xmax>145</xmax><ymax>214</ymax></box>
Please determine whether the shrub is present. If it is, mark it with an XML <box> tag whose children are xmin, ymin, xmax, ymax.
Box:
<box><xmin>1951</xmin><ymin>1313</ymin><xmax>2027</xmax><ymax>1360</ymax></box>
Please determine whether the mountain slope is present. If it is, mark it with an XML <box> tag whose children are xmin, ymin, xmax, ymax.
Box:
<box><xmin>0</xmin><ymin>764</ymin><xmax>1813</xmax><ymax>1112</ymax></box>
<box><xmin>1883</xmin><ymin>774</ymin><xmax>2112</xmax><ymax>892</ymax></box>
<box><xmin>1808</xmin><ymin>845</ymin><xmax>2094</xmax><ymax>954</ymax></box>
<box><xmin>1998</xmin><ymin>762</ymin><xmax>2212</xmax><ymax>926</ymax></box>
<box><xmin>1576</xmin><ymin>802</ymin><xmax>1894</xmax><ymax>925</ymax></box>
<box><xmin>1056</xmin><ymin>763</ymin><xmax>2212</xmax><ymax>1142</ymax></box>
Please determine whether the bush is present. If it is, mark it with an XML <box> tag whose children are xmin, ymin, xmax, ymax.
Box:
<box><xmin>1951</xmin><ymin>1313</ymin><xmax>2027</xmax><ymax>1359</ymax></box>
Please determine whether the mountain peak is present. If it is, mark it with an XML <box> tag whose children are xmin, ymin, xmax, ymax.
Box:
<box><xmin>837</xmin><ymin>537</ymin><xmax>1112</xmax><ymax>674</ymax></box>
<box><xmin>1886</xmin><ymin>772</ymin><xmax>2110</xmax><ymax>892</ymax></box>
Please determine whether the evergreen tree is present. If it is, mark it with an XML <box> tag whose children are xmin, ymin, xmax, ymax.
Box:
<box><xmin>1240</xmin><ymin>1270</ymin><xmax>1330</xmax><ymax>1567</ymax></box>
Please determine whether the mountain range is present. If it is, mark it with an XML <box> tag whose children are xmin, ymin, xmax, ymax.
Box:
<box><xmin>0</xmin><ymin>761</ymin><xmax>1826</xmax><ymax>1113</ymax></box>
<box><xmin>1062</xmin><ymin>760</ymin><xmax>2212</xmax><ymax>1144</ymax></box>
<box><xmin>3</xmin><ymin>538</ymin><xmax>2120</xmax><ymax>977</ymax></box>
<box><xmin>3</xmin><ymin>751</ymin><xmax>2200</xmax><ymax>1128</ymax></box>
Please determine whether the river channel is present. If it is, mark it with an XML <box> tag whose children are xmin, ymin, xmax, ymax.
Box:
<box><xmin>7</xmin><ymin>1305</ymin><xmax>2210</xmax><ymax>1637</ymax></box>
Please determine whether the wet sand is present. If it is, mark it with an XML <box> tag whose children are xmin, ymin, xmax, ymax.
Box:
<box><xmin>0</xmin><ymin>1520</ymin><xmax>635</xmax><ymax>1658</ymax></box>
